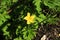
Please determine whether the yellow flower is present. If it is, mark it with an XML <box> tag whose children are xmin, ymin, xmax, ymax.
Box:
<box><xmin>59</xmin><ymin>34</ymin><xmax>60</xmax><ymax>36</ymax></box>
<box><xmin>24</xmin><ymin>12</ymin><xmax>35</xmax><ymax>24</ymax></box>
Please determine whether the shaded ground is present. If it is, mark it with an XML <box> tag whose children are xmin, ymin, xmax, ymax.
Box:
<box><xmin>34</xmin><ymin>21</ymin><xmax>60</xmax><ymax>40</ymax></box>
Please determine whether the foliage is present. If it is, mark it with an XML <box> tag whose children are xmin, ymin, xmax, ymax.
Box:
<box><xmin>0</xmin><ymin>0</ymin><xmax>60</xmax><ymax>40</ymax></box>
<box><xmin>43</xmin><ymin>0</ymin><xmax>60</xmax><ymax>11</ymax></box>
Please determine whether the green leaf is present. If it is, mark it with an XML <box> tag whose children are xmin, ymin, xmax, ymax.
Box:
<box><xmin>13</xmin><ymin>0</ymin><xmax>18</xmax><ymax>2</ymax></box>
<box><xmin>2</xmin><ymin>25</ymin><xmax>10</xmax><ymax>37</ymax></box>
<box><xmin>33</xmin><ymin>0</ymin><xmax>41</xmax><ymax>13</ymax></box>
<box><xmin>39</xmin><ymin>14</ymin><xmax>46</xmax><ymax>19</ymax></box>
<box><xmin>36</xmin><ymin>14</ymin><xmax>46</xmax><ymax>22</ymax></box>
<box><xmin>0</xmin><ymin>20</ymin><xmax>3</xmax><ymax>26</ymax></box>
<box><xmin>43</xmin><ymin>0</ymin><xmax>60</xmax><ymax>11</ymax></box>
<box><xmin>14</xmin><ymin>37</ymin><xmax>22</xmax><ymax>40</ymax></box>
<box><xmin>47</xmin><ymin>17</ymin><xmax>59</xmax><ymax>24</ymax></box>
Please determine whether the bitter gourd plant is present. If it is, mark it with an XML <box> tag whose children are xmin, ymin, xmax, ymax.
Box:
<box><xmin>0</xmin><ymin>0</ymin><xmax>60</xmax><ymax>40</ymax></box>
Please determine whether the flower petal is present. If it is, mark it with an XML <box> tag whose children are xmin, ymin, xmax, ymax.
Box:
<box><xmin>31</xmin><ymin>15</ymin><xmax>35</xmax><ymax>19</ymax></box>
<box><xmin>27</xmin><ymin>12</ymin><xmax>30</xmax><ymax>17</ymax></box>
<box><xmin>27</xmin><ymin>21</ymin><xmax>31</xmax><ymax>24</ymax></box>
<box><xmin>24</xmin><ymin>16</ymin><xmax>27</xmax><ymax>20</ymax></box>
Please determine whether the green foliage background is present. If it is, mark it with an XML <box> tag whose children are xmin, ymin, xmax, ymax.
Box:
<box><xmin>0</xmin><ymin>0</ymin><xmax>60</xmax><ymax>40</ymax></box>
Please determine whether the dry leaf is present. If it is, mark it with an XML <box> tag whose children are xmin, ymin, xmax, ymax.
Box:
<box><xmin>40</xmin><ymin>35</ymin><xmax>47</xmax><ymax>40</ymax></box>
